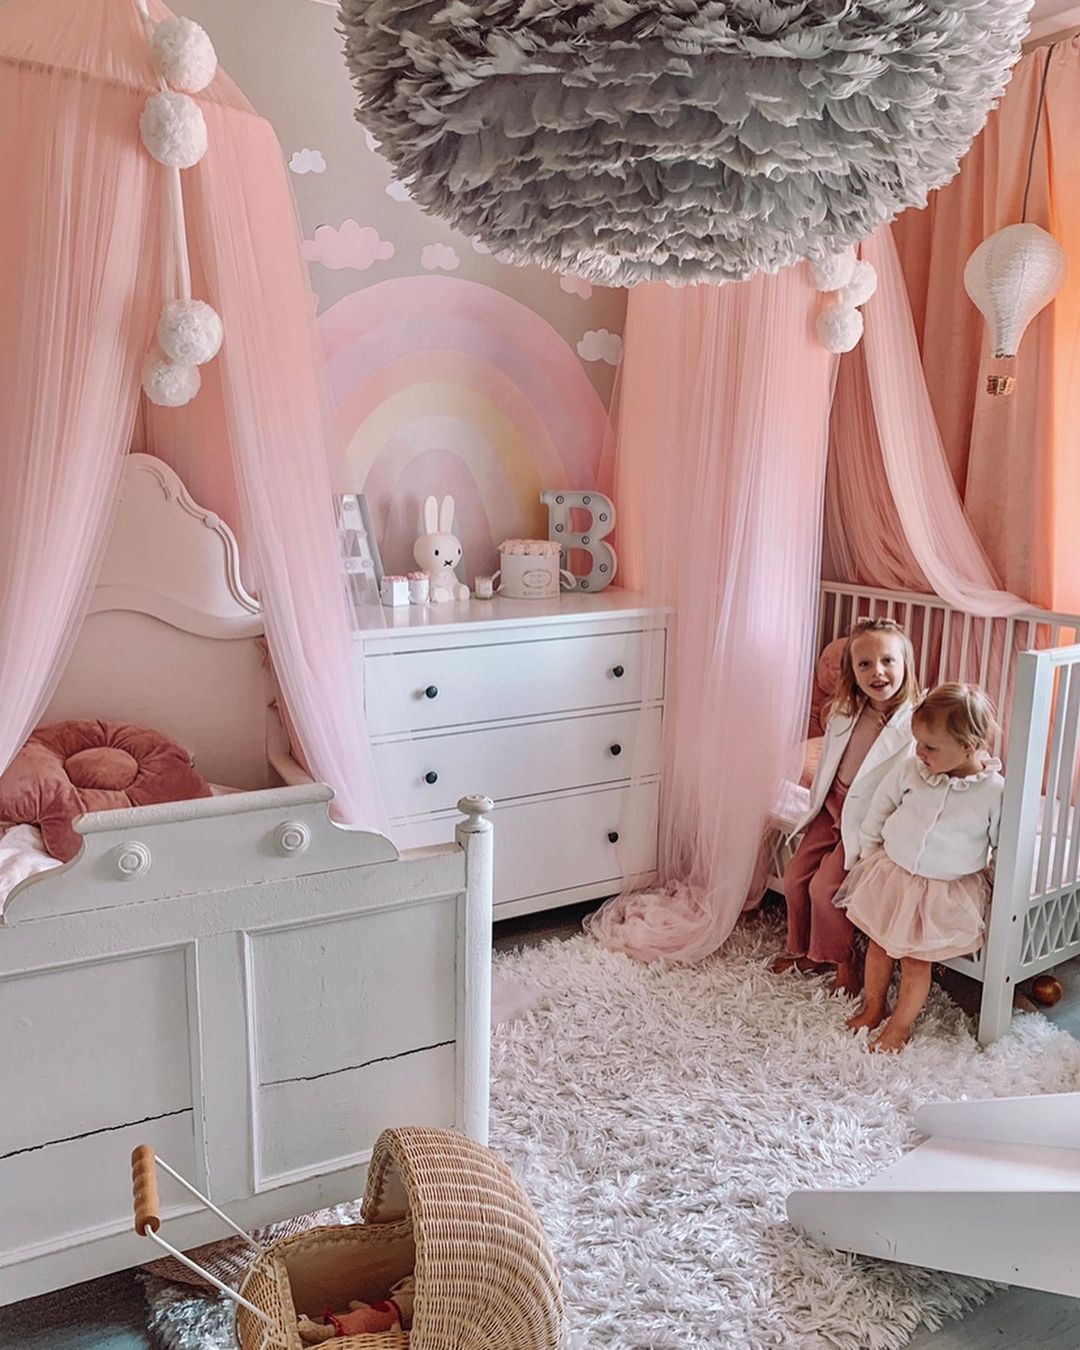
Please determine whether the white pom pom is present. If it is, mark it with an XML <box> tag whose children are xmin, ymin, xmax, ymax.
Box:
<box><xmin>158</xmin><ymin>300</ymin><xmax>223</xmax><ymax>367</ymax></box>
<box><xmin>816</xmin><ymin>304</ymin><xmax>864</xmax><ymax>353</ymax></box>
<box><xmin>809</xmin><ymin>247</ymin><xmax>857</xmax><ymax>293</ymax></box>
<box><xmin>839</xmin><ymin>259</ymin><xmax>878</xmax><ymax>309</ymax></box>
<box><xmin>151</xmin><ymin>17</ymin><xmax>217</xmax><ymax>94</ymax></box>
<box><xmin>139</xmin><ymin>92</ymin><xmax>207</xmax><ymax>169</ymax></box>
<box><xmin>142</xmin><ymin>351</ymin><xmax>201</xmax><ymax>407</ymax></box>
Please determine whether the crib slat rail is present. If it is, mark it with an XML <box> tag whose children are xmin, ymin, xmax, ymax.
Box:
<box><xmin>820</xmin><ymin>583</ymin><xmax>1080</xmax><ymax>718</ymax></box>
<box><xmin>1007</xmin><ymin>647</ymin><xmax>1080</xmax><ymax>994</ymax></box>
<box><xmin>975</xmin><ymin>650</ymin><xmax>1054</xmax><ymax>1043</ymax></box>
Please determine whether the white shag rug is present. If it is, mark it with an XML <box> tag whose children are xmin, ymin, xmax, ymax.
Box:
<box><xmin>145</xmin><ymin>914</ymin><xmax>1080</xmax><ymax>1350</ymax></box>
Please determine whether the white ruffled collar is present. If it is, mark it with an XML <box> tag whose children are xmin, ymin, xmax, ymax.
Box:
<box><xmin>915</xmin><ymin>756</ymin><xmax>1002</xmax><ymax>790</ymax></box>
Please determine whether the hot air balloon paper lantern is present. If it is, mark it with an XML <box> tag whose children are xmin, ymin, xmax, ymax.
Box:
<box><xmin>963</xmin><ymin>223</ymin><xmax>1066</xmax><ymax>397</ymax></box>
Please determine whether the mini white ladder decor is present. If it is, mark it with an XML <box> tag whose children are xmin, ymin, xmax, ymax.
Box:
<box><xmin>787</xmin><ymin>1092</ymin><xmax>1080</xmax><ymax>1297</ymax></box>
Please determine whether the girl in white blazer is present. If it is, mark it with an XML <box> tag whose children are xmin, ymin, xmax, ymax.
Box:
<box><xmin>841</xmin><ymin>683</ymin><xmax>1003</xmax><ymax>1051</ymax></box>
<box><xmin>774</xmin><ymin>618</ymin><xmax>918</xmax><ymax>995</ymax></box>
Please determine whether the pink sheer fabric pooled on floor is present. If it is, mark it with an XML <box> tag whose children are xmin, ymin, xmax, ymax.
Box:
<box><xmin>0</xmin><ymin>0</ymin><xmax>385</xmax><ymax>831</ymax></box>
<box><xmin>586</xmin><ymin>269</ymin><xmax>834</xmax><ymax>962</ymax></box>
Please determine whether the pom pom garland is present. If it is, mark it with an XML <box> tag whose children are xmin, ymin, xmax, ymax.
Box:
<box><xmin>839</xmin><ymin>260</ymin><xmax>879</xmax><ymax>309</ymax></box>
<box><xmin>133</xmin><ymin>14</ymin><xmax>222</xmax><ymax>407</ymax></box>
<box><xmin>809</xmin><ymin>249</ymin><xmax>857</xmax><ymax>294</ymax></box>
<box><xmin>142</xmin><ymin>351</ymin><xmax>201</xmax><ymax>408</ymax></box>
<box><xmin>816</xmin><ymin>304</ymin><xmax>864</xmax><ymax>355</ymax></box>
<box><xmin>150</xmin><ymin>16</ymin><xmax>218</xmax><ymax>93</ymax></box>
<box><xmin>139</xmin><ymin>91</ymin><xmax>207</xmax><ymax>169</ymax></box>
<box><xmin>810</xmin><ymin>248</ymin><xmax>876</xmax><ymax>354</ymax></box>
<box><xmin>158</xmin><ymin>300</ymin><xmax>224</xmax><ymax>367</ymax></box>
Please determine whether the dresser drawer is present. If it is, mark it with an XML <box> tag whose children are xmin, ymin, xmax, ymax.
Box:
<box><xmin>374</xmin><ymin>707</ymin><xmax>662</xmax><ymax>819</ymax></box>
<box><xmin>394</xmin><ymin>781</ymin><xmax>659</xmax><ymax>906</ymax></box>
<box><xmin>365</xmin><ymin>629</ymin><xmax>664</xmax><ymax>735</ymax></box>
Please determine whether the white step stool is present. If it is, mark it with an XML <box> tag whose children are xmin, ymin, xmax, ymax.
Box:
<box><xmin>787</xmin><ymin>1093</ymin><xmax>1080</xmax><ymax>1297</ymax></box>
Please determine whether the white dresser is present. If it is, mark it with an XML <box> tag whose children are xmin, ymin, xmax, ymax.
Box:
<box><xmin>357</xmin><ymin>590</ymin><xmax>667</xmax><ymax>919</ymax></box>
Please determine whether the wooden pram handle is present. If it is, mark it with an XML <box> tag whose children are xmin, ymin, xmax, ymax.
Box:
<box><xmin>132</xmin><ymin>1144</ymin><xmax>161</xmax><ymax>1236</ymax></box>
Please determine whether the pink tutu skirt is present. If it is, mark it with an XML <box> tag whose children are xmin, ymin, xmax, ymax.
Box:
<box><xmin>836</xmin><ymin>850</ymin><xmax>990</xmax><ymax>962</ymax></box>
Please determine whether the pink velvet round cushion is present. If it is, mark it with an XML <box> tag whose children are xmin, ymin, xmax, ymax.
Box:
<box><xmin>0</xmin><ymin>721</ymin><xmax>212</xmax><ymax>862</ymax></box>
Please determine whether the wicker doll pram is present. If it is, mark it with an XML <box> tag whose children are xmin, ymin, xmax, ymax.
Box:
<box><xmin>131</xmin><ymin>1126</ymin><xmax>564</xmax><ymax>1350</ymax></box>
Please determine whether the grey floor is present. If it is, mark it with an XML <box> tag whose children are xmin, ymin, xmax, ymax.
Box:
<box><xmin>2</xmin><ymin>900</ymin><xmax>1077</xmax><ymax>1350</ymax></box>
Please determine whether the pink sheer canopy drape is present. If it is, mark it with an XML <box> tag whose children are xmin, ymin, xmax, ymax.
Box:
<box><xmin>592</xmin><ymin>223</ymin><xmax>1032</xmax><ymax>964</ymax></box>
<box><xmin>828</xmin><ymin>227</ymin><xmax>1028</xmax><ymax>619</ymax></box>
<box><xmin>0</xmin><ymin>0</ymin><xmax>384</xmax><ymax>831</ymax></box>
<box><xmin>0</xmin><ymin>3</ymin><xmax>158</xmax><ymax>779</ymax></box>
<box><xmin>586</xmin><ymin>268</ymin><xmax>834</xmax><ymax>962</ymax></box>
<box><xmin>893</xmin><ymin>39</ymin><xmax>1080</xmax><ymax>612</ymax></box>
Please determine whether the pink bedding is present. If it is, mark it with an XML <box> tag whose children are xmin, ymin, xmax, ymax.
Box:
<box><xmin>0</xmin><ymin>823</ymin><xmax>62</xmax><ymax>911</ymax></box>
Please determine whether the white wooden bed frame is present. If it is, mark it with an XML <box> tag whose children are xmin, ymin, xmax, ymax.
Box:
<box><xmin>0</xmin><ymin>456</ymin><xmax>493</xmax><ymax>1306</ymax></box>
<box><xmin>772</xmin><ymin>581</ymin><xmax>1080</xmax><ymax>1046</ymax></box>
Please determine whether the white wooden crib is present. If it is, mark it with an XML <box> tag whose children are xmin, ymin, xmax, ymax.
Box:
<box><xmin>0</xmin><ymin>457</ymin><xmax>493</xmax><ymax>1304</ymax></box>
<box><xmin>772</xmin><ymin>581</ymin><xmax>1080</xmax><ymax>1045</ymax></box>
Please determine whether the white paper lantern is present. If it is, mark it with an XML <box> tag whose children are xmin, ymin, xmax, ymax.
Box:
<box><xmin>964</xmin><ymin>223</ymin><xmax>1067</xmax><ymax>359</ymax></box>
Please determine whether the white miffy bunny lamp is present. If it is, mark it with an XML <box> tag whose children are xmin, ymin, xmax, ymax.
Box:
<box><xmin>414</xmin><ymin>496</ymin><xmax>469</xmax><ymax>603</ymax></box>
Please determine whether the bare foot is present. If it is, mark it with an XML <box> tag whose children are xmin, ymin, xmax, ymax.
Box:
<box><xmin>846</xmin><ymin>1004</ymin><xmax>886</xmax><ymax>1034</ymax></box>
<box><xmin>870</xmin><ymin>1020</ymin><xmax>912</xmax><ymax>1053</ymax></box>
<box><xmin>770</xmin><ymin>954</ymin><xmax>823</xmax><ymax>975</ymax></box>
<box><xmin>830</xmin><ymin>960</ymin><xmax>862</xmax><ymax>998</ymax></box>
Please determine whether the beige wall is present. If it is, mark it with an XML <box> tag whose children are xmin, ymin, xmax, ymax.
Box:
<box><xmin>175</xmin><ymin>0</ymin><xmax>625</xmax><ymax>576</ymax></box>
<box><xmin>175</xmin><ymin>0</ymin><xmax>626</xmax><ymax>406</ymax></box>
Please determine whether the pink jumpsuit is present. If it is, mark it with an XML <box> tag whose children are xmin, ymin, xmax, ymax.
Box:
<box><xmin>784</xmin><ymin>705</ymin><xmax>888</xmax><ymax>964</ymax></box>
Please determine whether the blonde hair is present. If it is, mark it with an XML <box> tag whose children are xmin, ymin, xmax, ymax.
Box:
<box><xmin>830</xmin><ymin>617</ymin><xmax>919</xmax><ymax>720</ymax></box>
<box><xmin>913</xmin><ymin>682</ymin><xmax>999</xmax><ymax>751</ymax></box>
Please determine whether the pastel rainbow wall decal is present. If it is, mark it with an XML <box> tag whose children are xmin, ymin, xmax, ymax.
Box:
<box><xmin>319</xmin><ymin>276</ymin><xmax>612</xmax><ymax>579</ymax></box>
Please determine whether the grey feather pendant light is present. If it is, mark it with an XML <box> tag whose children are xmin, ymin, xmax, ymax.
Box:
<box><xmin>342</xmin><ymin>0</ymin><xmax>1031</xmax><ymax>286</ymax></box>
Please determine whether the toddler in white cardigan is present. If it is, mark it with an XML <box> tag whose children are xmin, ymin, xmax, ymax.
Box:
<box><xmin>838</xmin><ymin>683</ymin><xmax>1004</xmax><ymax>1052</ymax></box>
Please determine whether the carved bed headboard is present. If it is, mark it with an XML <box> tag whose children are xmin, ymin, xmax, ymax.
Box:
<box><xmin>45</xmin><ymin>455</ymin><xmax>273</xmax><ymax>789</ymax></box>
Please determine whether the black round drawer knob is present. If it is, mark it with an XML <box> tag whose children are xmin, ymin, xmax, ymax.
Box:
<box><xmin>610</xmin><ymin>743</ymin><xmax>622</xmax><ymax>756</ymax></box>
<box><xmin>424</xmin><ymin>771</ymin><xmax>439</xmax><ymax>785</ymax></box>
<box><xmin>607</xmin><ymin>830</ymin><xmax>620</xmax><ymax>844</ymax></box>
<box><xmin>612</xmin><ymin>665</ymin><xmax>625</xmax><ymax>678</ymax></box>
<box><xmin>424</xmin><ymin>685</ymin><xmax>439</xmax><ymax>699</ymax></box>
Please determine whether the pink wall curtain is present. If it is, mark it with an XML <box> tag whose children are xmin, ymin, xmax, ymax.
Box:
<box><xmin>587</xmin><ymin>269</ymin><xmax>834</xmax><ymax>962</ymax></box>
<box><xmin>892</xmin><ymin>39</ymin><xmax>1080</xmax><ymax>612</ymax></box>
<box><xmin>0</xmin><ymin>25</ymin><xmax>159</xmax><ymax>778</ymax></box>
